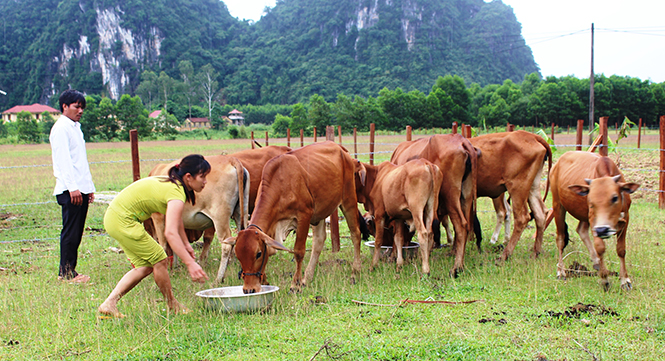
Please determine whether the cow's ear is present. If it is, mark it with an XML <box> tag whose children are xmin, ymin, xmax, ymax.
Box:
<box><xmin>222</xmin><ymin>237</ymin><xmax>237</xmax><ymax>246</ymax></box>
<box><xmin>620</xmin><ymin>182</ymin><xmax>640</xmax><ymax>194</ymax></box>
<box><xmin>568</xmin><ymin>184</ymin><xmax>590</xmax><ymax>196</ymax></box>
<box><xmin>356</xmin><ymin>161</ymin><xmax>367</xmax><ymax>186</ymax></box>
<box><xmin>264</xmin><ymin>238</ymin><xmax>293</xmax><ymax>253</ymax></box>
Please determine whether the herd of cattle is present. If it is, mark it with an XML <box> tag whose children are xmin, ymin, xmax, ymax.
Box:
<box><xmin>143</xmin><ymin>131</ymin><xmax>639</xmax><ymax>294</ymax></box>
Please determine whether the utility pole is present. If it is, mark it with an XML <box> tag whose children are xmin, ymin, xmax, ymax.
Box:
<box><xmin>588</xmin><ymin>23</ymin><xmax>595</xmax><ymax>144</ymax></box>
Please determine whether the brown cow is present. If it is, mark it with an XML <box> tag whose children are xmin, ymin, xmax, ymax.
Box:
<box><xmin>223</xmin><ymin>141</ymin><xmax>365</xmax><ymax>294</ymax></box>
<box><xmin>356</xmin><ymin>159</ymin><xmax>443</xmax><ymax>274</ymax></box>
<box><xmin>390</xmin><ymin>134</ymin><xmax>478</xmax><ymax>277</ymax></box>
<box><xmin>469</xmin><ymin>131</ymin><xmax>552</xmax><ymax>261</ymax></box>
<box><xmin>550</xmin><ymin>151</ymin><xmax>639</xmax><ymax>290</ymax></box>
<box><xmin>146</xmin><ymin>155</ymin><xmax>249</xmax><ymax>283</ymax></box>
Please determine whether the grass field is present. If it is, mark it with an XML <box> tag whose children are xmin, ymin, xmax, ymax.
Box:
<box><xmin>1</xmin><ymin>130</ymin><xmax>664</xmax><ymax>360</ymax></box>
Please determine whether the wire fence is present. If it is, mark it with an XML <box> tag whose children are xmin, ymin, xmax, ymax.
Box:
<box><xmin>2</xmin><ymin>123</ymin><xmax>664</xmax><ymax>244</ymax></box>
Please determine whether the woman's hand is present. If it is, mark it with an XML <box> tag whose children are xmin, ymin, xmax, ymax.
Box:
<box><xmin>186</xmin><ymin>262</ymin><xmax>208</xmax><ymax>283</ymax></box>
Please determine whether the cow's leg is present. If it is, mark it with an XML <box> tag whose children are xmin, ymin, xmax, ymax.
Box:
<box><xmin>372</xmin><ymin>215</ymin><xmax>386</xmax><ymax>270</ymax></box>
<box><xmin>413</xmin><ymin>215</ymin><xmax>432</xmax><ymax>276</ymax></box>
<box><xmin>593</xmin><ymin>236</ymin><xmax>610</xmax><ymax>291</ymax></box>
<box><xmin>527</xmin><ymin>172</ymin><xmax>547</xmax><ymax>257</ymax></box>
<box><xmin>553</xmin><ymin>203</ymin><xmax>568</xmax><ymax>280</ymax></box>
<box><xmin>214</xmin><ymin>223</ymin><xmax>234</xmax><ymax>284</ymax></box>
<box><xmin>489</xmin><ymin>195</ymin><xmax>510</xmax><ymax>244</ymax></box>
<box><xmin>303</xmin><ymin>221</ymin><xmax>326</xmax><ymax>287</ymax></box>
<box><xmin>438</xmin><ymin>215</ymin><xmax>454</xmax><ymax>248</ymax></box>
<box><xmin>340</xmin><ymin>202</ymin><xmax>363</xmax><ymax>274</ymax></box>
<box><xmin>616</xmin><ymin>225</ymin><xmax>632</xmax><ymax>290</ymax></box>
<box><xmin>576</xmin><ymin>221</ymin><xmax>600</xmax><ymax>269</ymax></box>
<box><xmin>446</xmin><ymin>200</ymin><xmax>468</xmax><ymax>278</ymax></box>
<box><xmin>198</xmin><ymin>227</ymin><xmax>215</xmax><ymax>265</ymax></box>
<box><xmin>499</xmin><ymin>187</ymin><xmax>530</xmax><ymax>262</ymax></box>
<box><xmin>394</xmin><ymin>220</ymin><xmax>405</xmax><ymax>272</ymax></box>
<box><xmin>290</xmin><ymin>219</ymin><xmax>312</xmax><ymax>293</ymax></box>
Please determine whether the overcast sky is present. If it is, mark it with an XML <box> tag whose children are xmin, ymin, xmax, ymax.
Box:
<box><xmin>223</xmin><ymin>0</ymin><xmax>665</xmax><ymax>83</ymax></box>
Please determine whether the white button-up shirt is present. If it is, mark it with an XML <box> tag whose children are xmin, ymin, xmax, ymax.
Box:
<box><xmin>49</xmin><ymin>114</ymin><xmax>96</xmax><ymax>196</ymax></box>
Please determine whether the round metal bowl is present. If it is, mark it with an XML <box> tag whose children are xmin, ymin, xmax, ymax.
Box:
<box><xmin>364</xmin><ymin>241</ymin><xmax>420</xmax><ymax>259</ymax></box>
<box><xmin>196</xmin><ymin>285</ymin><xmax>279</xmax><ymax>313</ymax></box>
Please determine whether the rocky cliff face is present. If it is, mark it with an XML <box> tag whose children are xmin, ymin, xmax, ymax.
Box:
<box><xmin>55</xmin><ymin>6</ymin><xmax>163</xmax><ymax>100</ymax></box>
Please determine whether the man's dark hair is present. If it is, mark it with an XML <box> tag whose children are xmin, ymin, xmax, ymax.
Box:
<box><xmin>59</xmin><ymin>89</ymin><xmax>86</xmax><ymax>112</ymax></box>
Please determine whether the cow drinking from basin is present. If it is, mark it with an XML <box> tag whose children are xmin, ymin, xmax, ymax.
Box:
<box><xmin>224</xmin><ymin>142</ymin><xmax>365</xmax><ymax>294</ymax></box>
<box><xmin>356</xmin><ymin>159</ymin><xmax>443</xmax><ymax>274</ymax></box>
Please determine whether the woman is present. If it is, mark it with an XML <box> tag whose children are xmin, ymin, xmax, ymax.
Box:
<box><xmin>98</xmin><ymin>154</ymin><xmax>210</xmax><ymax>318</ymax></box>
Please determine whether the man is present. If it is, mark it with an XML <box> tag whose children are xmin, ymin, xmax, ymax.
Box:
<box><xmin>50</xmin><ymin>89</ymin><xmax>95</xmax><ymax>283</ymax></box>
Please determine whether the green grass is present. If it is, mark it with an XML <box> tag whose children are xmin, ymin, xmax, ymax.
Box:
<box><xmin>1</xmin><ymin>135</ymin><xmax>664</xmax><ymax>360</ymax></box>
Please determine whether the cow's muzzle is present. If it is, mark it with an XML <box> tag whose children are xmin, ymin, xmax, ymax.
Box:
<box><xmin>593</xmin><ymin>226</ymin><xmax>616</xmax><ymax>239</ymax></box>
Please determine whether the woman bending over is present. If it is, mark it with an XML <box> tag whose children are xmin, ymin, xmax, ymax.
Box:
<box><xmin>99</xmin><ymin>154</ymin><xmax>210</xmax><ymax>317</ymax></box>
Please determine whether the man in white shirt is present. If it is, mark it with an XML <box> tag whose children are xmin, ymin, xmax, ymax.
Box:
<box><xmin>50</xmin><ymin>89</ymin><xmax>95</xmax><ymax>283</ymax></box>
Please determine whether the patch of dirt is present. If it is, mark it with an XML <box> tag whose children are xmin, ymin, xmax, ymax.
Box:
<box><xmin>612</xmin><ymin>151</ymin><xmax>659</xmax><ymax>203</ymax></box>
<box><xmin>0</xmin><ymin>212</ymin><xmax>22</xmax><ymax>228</ymax></box>
<box><xmin>543</xmin><ymin>303</ymin><xmax>619</xmax><ymax>319</ymax></box>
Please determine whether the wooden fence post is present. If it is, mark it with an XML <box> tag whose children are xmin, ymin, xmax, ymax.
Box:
<box><xmin>369</xmin><ymin>123</ymin><xmax>375</xmax><ymax>165</ymax></box>
<box><xmin>406</xmin><ymin>125</ymin><xmax>412</xmax><ymax>141</ymax></box>
<box><xmin>287</xmin><ymin>128</ymin><xmax>291</xmax><ymax>147</ymax></box>
<box><xmin>300</xmin><ymin>129</ymin><xmax>304</xmax><ymax>147</ymax></box>
<box><xmin>265</xmin><ymin>131</ymin><xmax>269</xmax><ymax>146</ymax></box>
<box><xmin>251</xmin><ymin>131</ymin><xmax>255</xmax><ymax>149</ymax></box>
<box><xmin>325</xmin><ymin>126</ymin><xmax>340</xmax><ymax>252</ymax></box>
<box><xmin>551</xmin><ymin>123</ymin><xmax>555</xmax><ymax>142</ymax></box>
<box><xmin>637</xmin><ymin>118</ymin><xmax>642</xmax><ymax>149</ymax></box>
<box><xmin>130</xmin><ymin>129</ymin><xmax>140</xmax><ymax>182</ymax></box>
<box><xmin>660</xmin><ymin>116</ymin><xmax>665</xmax><ymax>209</ymax></box>
<box><xmin>338</xmin><ymin>125</ymin><xmax>342</xmax><ymax>145</ymax></box>
<box><xmin>452</xmin><ymin>122</ymin><xmax>458</xmax><ymax>134</ymax></box>
<box><xmin>576</xmin><ymin>119</ymin><xmax>584</xmax><ymax>151</ymax></box>
<box><xmin>507</xmin><ymin>124</ymin><xmax>514</xmax><ymax>132</ymax></box>
<box><xmin>599</xmin><ymin>116</ymin><xmax>608</xmax><ymax>157</ymax></box>
<box><xmin>313</xmin><ymin>127</ymin><xmax>317</xmax><ymax>143</ymax></box>
<box><xmin>353</xmin><ymin>127</ymin><xmax>358</xmax><ymax>159</ymax></box>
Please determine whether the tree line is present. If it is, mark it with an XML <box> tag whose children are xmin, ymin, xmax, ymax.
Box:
<box><xmin>2</xmin><ymin>69</ymin><xmax>664</xmax><ymax>144</ymax></box>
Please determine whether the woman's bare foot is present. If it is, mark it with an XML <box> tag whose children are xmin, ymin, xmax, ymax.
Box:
<box><xmin>98</xmin><ymin>302</ymin><xmax>125</xmax><ymax>318</ymax></box>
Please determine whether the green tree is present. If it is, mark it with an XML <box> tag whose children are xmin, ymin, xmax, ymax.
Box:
<box><xmin>178</xmin><ymin>60</ymin><xmax>197</xmax><ymax>120</ymax></box>
<box><xmin>272</xmin><ymin>114</ymin><xmax>292</xmax><ymax>137</ymax></box>
<box><xmin>17</xmin><ymin>111</ymin><xmax>41</xmax><ymax>143</ymax></box>
<box><xmin>116</xmin><ymin>94</ymin><xmax>151</xmax><ymax>140</ymax></box>
<box><xmin>136</xmin><ymin>71</ymin><xmax>159</xmax><ymax>111</ymax></box>
<box><xmin>39</xmin><ymin>111</ymin><xmax>56</xmax><ymax>137</ymax></box>
<box><xmin>290</xmin><ymin>103</ymin><xmax>310</xmax><ymax>136</ymax></box>
<box><xmin>308</xmin><ymin>94</ymin><xmax>332</xmax><ymax>132</ymax></box>
<box><xmin>157</xmin><ymin>71</ymin><xmax>177</xmax><ymax>113</ymax></box>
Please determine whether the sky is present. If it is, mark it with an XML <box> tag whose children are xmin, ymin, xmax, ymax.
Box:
<box><xmin>223</xmin><ymin>0</ymin><xmax>665</xmax><ymax>83</ymax></box>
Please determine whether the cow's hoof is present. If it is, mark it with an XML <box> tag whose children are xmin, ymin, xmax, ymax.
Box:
<box><xmin>494</xmin><ymin>257</ymin><xmax>506</xmax><ymax>267</ymax></box>
<box><xmin>593</xmin><ymin>263</ymin><xmax>600</xmax><ymax>271</ymax></box>
<box><xmin>289</xmin><ymin>287</ymin><xmax>302</xmax><ymax>294</ymax></box>
<box><xmin>599</xmin><ymin>279</ymin><xmax>610</xmax><ymax>292</ymax></box>
<box><xmin>621</xmin><ymin>280</ymin><xmax>633</xmax><ymax>291</ymax></box>
<box><xmin>449</xmin><ymin>269</ymin><xmax>462</xmax><ymax>278</ymax></box>
<box><xmin>557</xmin><ymin>275</ymin><xmax>567</xmax><ymax>281</ymax></box>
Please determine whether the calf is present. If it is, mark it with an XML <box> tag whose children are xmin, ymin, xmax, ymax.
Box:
<box><xmin>356</xmin><ymin>159</ymin><xmax>443</xmax><ymax>274</ymax></box>
<box><xmin>550</xmin><ymin>151</ymin><xmax>639</xmax><ymax>290</ymax></box>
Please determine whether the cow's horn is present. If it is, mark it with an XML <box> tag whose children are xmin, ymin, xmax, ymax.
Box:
<box><xmin>584</xmin><ymin>178</ymin><xmax>592</xmax><ymax>185</ymax></box>
<box><xmin>612</xmin><ymin>174</ymin><xmax>621</xmax><ymax>183</ymax></box>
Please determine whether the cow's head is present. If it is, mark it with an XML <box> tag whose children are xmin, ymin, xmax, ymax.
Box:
<box><xmin>225</xmin><ymin>226</ymin><xmax>292</xmax><ymax>294</ymax></box>
<box><xmin>568</xmin><ymin>175</ymin><xmax>639</xmax><ymax>239</ymax></box>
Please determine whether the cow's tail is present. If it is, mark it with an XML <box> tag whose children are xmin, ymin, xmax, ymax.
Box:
<box><xmin>231</xmin><ymin>157</ymin><xmax>247</xmax><ymax>230</ymax></box>
<box><xmin>535</xmin><ymin>135</ymin><xmax>553</xmax><ymax>202</ymax></box>
<box><xmin>427</xmin><ymin>163</ymin><xmax>444</xmax><ymax>248</ymax></box>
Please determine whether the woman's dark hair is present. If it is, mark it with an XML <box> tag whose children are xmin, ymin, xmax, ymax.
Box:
<box><xmin>165</xmin><ymin>154</ymin><xmax>211</xmax><ymax>205</ymax></box>
<box><xmin>59</xmin><ymin>89</ymin><xmax>86</xmax><ymax>112</ymax></box>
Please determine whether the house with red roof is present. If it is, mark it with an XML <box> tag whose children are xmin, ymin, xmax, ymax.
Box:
<box><xmin>2</xmin><ymin>104</ymin><xmax>61</xmax><ymax>123</ymax></box>
<box><xmin>148</xmin><ymin>110</ymin><xmax>162</xmax><ymax>118</ymax></box>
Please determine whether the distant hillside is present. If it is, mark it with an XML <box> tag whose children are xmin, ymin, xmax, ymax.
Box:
<box><xmin>0</xmin><ymin>0</ymin><xmax>539</xmax><ymax>108</ymax></box>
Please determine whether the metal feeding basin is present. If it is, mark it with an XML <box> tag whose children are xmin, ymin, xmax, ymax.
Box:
<box><xmin>196</xmin><ymin>285</ymin><xmax>279</xmax><ymax>313</ymax></box>
<box><xmin>364</xmin><ymin>241</ymin><xmax>420</xmax><ymax>259</ymax></box>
